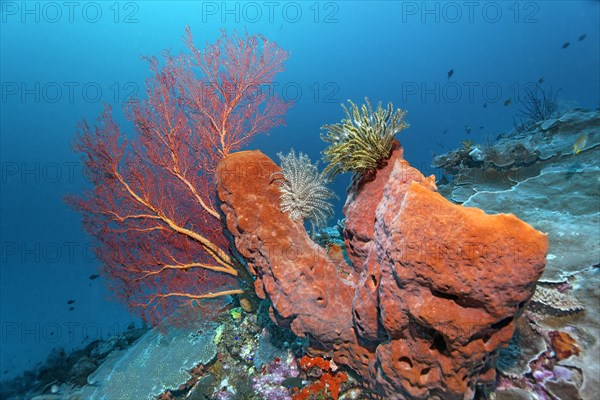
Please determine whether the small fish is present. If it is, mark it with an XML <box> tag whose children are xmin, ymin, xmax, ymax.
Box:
<box><xmin>496</xmin><ymin>133</ymin><xmax>505</xmax><ymax>141</ymax></box>
<box><xmin>573</xmin><ymin>134</ymin><xmax>588</xmax><ymax>154</ymax></box>
<box><xmin>89</xmin><ymin>274</ymin><xmax>100</xmax><ymax>280</ymax></box>
<box><xmin>281</xmin><ymin>377</ymin><xmax>305</xmax><ymax>389</ymax></box>
<box><xmin>479</xmin><ymin>126</ymin><xmax>484</xmax><ymax>130</ymax></box>
<box><xmin>562</xmin><ymin>42</ymin><xmax>570</xmax><ymax>49</ymax></box>
<box><xmin>443</xmin><ymin>129</ymin><xmax>448</xmax><ymax>134</ymax></box>
<box><xmin>68</xmin><ymin>307</ymin><xmax>75</xmax><ymax>311</ymax></box>
<box><xmin>483</xmin><ymin>103</ymin><xmax>488</xmax><ymax>109</ymax></box>
<box><xmin>464</xmin><ymin>125</ymin><xmax>471</xmax><ymax>134</ymax></box>
<box><xmin>447</xmin><ymin>69</ymin><xmax>454</xmax><ymax>79</ymax></box>
<box><xmin>67</xmin><ymin>299</ymin><xmax>76</xmax><ymax>305</ymax></box>
<box><xmin>538</xmin><ymin>77</ymin><xmax>544</xmax><ymax>84</ymax></box>
<box><xmin>578</xmin><ymin>34</ymin><xmax>587</xmax><ymax>41</ymax></box>
<box><xmin>503</xmin><ymin>98</ymin><xmax>512</xmax><ymax>106</ymax></box>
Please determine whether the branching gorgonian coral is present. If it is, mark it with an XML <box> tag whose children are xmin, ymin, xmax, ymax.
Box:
<box><xmin>321</xmin><ymin>98</ymin><xmax>408</xmax><ymax>178</ymax></box>
<box><xmin>517</xmin><ymin>84</ymin><xmax>561</xmax><ymax>122</ymax></box>
<box><xmin>271</xmin><ymin>149</ymin><xmax>335</xmax><ymax>232</ymax></box>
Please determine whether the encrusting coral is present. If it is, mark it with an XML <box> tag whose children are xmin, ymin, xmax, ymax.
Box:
<box><xmin>321</xmin><ymin>98</ymin><xmax>408</xmax><ymax>178</ymax></box>
<box><xmin>291</xmin><ymin>355</ymin><xmax>348</xmax><ymax>400</ymax></box>
<box><xmin>530</xmin><ymin>284</ymin><xmax>584</xmax><ymax>316</ymax></box>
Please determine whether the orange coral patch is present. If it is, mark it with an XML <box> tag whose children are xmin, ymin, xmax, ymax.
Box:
<box><xmin>550</xmin><ymin>331</ymin><xmax>580</xmax><ymax>360</ymax></box>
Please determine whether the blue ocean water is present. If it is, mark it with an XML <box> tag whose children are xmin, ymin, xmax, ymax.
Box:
<box><xmin>0</xmin><ymin>1</ymin><xmax>599</xmax><ymax>397</ymax></box>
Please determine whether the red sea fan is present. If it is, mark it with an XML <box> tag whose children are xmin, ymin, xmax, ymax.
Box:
<box><xmin>66</xmin><ymin>28</ymin><xmax>291</xmax><ymax>326</ymax></box>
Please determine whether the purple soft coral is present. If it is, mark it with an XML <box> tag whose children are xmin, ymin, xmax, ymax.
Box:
<box><xmin>252</xmin><ymin>352</ymin><xmax>300</xmax><ymax>400</ymax></box>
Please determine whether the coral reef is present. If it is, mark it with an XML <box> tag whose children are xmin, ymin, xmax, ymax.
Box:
<box><xmin>529</xmin><ymin>284</ymin><xmax>584</xmax><ymax>316</ymax></box>
<box><xmin>433</xmin><ymin>108</ymin><xmax>600</xmax><ymax>400</ymax></box>
<box><xmin>8</xmin><ymin>302</ymin><xmax>334</xmax><ymax>400</ymax></box>
<box><xmin>58</xmin><ymin>23</ymin><xmax>596</xmax><ymax>400</ymax></box>
<box><xmin>516</xmin><ymin>84</ymin><xmax>561</xmax><ymax>128</ymax></box>
<box><xmin>83</xmin><ymin>322</ymin><xmax>219</xmax><ymax>399</ymax></box>
<box><xmin>252</xmin><ymin>353</ymin><xmax>300</xmax><ymax>400</ymax></box>
<box><xmin>292</xmin><ymin>356</ymin><xmax>348</xmax><ymax>400</ymax></box>
<box><xmin>433</xmin><ymin>110</ymin><xmax>599</xmax><ymax>282</ymax></box>
<box><xmin>216</xmin><ymin>142</ymin><xmax>548</xmax><ymax>399</ymax></box>
<box><xmin>0</xmin><ymin>326</ymin><xmax>147</xmax><ymax>400</ymax></box>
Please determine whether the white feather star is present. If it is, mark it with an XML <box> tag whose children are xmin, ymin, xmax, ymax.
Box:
<box><xmin>271</xmin><ymin>149</ymin><xmax>336</xmax><ymax>232</ymax></box>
